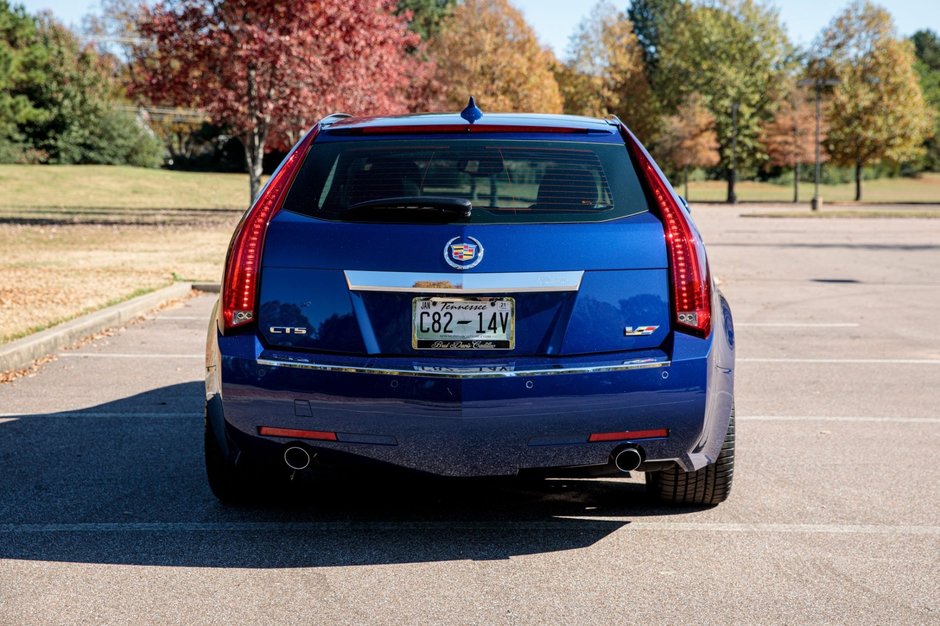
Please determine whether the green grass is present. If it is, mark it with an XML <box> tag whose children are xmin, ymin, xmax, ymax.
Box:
<box><xmin>683</xmin><ymin>173</ymin><xmax>940</xmax><ymax>204</ymax></box>
<box><xmin>0</xmin><ymin>164</ymin><xmax>253</xmax><ymax>210</ymax></box>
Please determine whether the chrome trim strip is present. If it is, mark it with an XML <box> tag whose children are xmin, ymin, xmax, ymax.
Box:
<box><xmin>344</xmin><ymin>270</ymin><xmax>584</xmax><ymax>294</ymax></box>
<box><xmin>256</xmin><ymin>357</ymin><xmax>669</xmax><ymax>379</ymax></box>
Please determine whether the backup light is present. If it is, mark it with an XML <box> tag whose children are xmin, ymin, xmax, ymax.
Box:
<box><xmin>221</xmin><ymin>126</ymin><xmax>320</xmax><ymax>332</ymax></box>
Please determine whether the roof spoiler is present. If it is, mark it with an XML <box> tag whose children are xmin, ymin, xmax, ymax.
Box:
<box><xmin>319</xmin><ymin>113</ymin><xmax>352</xmax><ymax>127</ymax></box>
<box><xmin>326</xmin><ymin>124</ymin><xmax>615</xmax><ymax>136</ymax></box>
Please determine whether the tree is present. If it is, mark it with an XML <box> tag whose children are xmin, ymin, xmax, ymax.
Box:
<box><xmin>656</xmin><ymin>93</ymin><xmax>720</xmax><ymax>199</ymax></box>
<box><xmin>429</xmin><ymin>0</ymin><xmax>562</xmax><ymax>114</ymax></box>
<box><xmin>911</xmin><ymin>30</ymin><xmax>940</xmax><ymax>171</ymax></box>
<box><xmin>82</xmin><ymin>0</ymin><xmax>142</xmax><ymax>58</ymax></box>
<box><xmin>627</xmin><ymin>0</ymin><xmax>682</xmax><ymax>85</ymax></box>
<box><xmin>1</xmin><ymin>6</ymin><xmax>162</xmax><ymax>166</ymax></box>
<box><xmin>0</xmin><ymin>1</ymin><xmax>43</xmax><ymax>160</ymax></box>
<box><xmin>557</xmin><ymin>1</ymin><xmax>659</xmax><ymax>142</ymax></box>
<box><xmin>656</xmin><ymin>0</ymin><xmax>792</xmax><ymax>203</ymax></box>
<box><xmin>814</xmin><ymin>2</ymin><xmax>933</xmax><ymax>201</ymax></box>
<box><xmin>136</xmin><ymin>1</ymin><xmax>430</xmax><ymax>202</ymax></box>
<box><xmin>395</xmin><ymin>0</ymin><xmax>454</xmax><ymax>41</ymax></box>
<box><xmin>84</xmin><ymin>0</ymin><xmax>213</xmax><ymax>167</ymax></box>
<box><xmin>761</xmin><ymin>88</ymin><xmax>819</xmax><ymax>202</ymax></box>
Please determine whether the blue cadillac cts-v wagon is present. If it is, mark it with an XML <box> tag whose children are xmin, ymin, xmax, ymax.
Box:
<box><xmin>205</xmin><ymin>100</ymin><xmax>736</xmax><ymax>505</ymax></box>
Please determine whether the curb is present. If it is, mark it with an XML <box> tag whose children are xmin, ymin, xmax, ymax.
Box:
<box><xmin>0</xmin><ymin>282</ymin><xmax>194</xmax><ymax>374</ymax></box>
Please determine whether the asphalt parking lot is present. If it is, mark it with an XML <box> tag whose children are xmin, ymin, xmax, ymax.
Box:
<box><xmin>1</xmin><ymin>205</ymin><xmax>938</xmax><ymax>624</ymax></box>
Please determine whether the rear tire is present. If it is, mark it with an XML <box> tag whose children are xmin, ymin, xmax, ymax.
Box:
<box><xmin>648</xmin><ymin>407</ymin><xmax>735</xmax><ymax>506</ymax></box>
<box><xmin>204</xmin><ymin>418</ymin><xmax>252</xmax><ymax>505</ymax></box>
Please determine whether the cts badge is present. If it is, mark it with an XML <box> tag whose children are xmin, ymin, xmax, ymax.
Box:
<box><xmin>268</xmin><ymin>326</ymin><xmax>308</xmax><ymax>335</ymax></box>
<box><xmin>444</xmin><ymin>236</ymin><xmax>484</xmax><ymax>270</ymax></box>
<box><xmin>624</xmin><ymin>325</ymin><xmax>659</xmax><ymax>336</ymax></box>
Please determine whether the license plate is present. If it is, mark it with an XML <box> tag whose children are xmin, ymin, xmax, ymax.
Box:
<box><xmin>412</xmin><ymin>297</ymin><xmax>515</xmax><ymax>350</ymax></box>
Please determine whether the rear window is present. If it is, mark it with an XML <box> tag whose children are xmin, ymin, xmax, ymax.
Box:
<box><xmin>282</xmin><ymin>138</ymin><xmax>649</xmax><ymax>224</ymax></box>
<box><xmin>284</xmin><ymin>138</ymin><xmax>648</xmax><ymax>224</ymax></box>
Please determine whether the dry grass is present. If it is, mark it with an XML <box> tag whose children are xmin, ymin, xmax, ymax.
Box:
<box><xmin>0</xmin><ymin>165</ymin><xmax>250</xmax><ymax>343</ymax></box>
<box><xmin>0</xmin><ymin>219</ymin><xmax>238</xmax><ymax>344</ymax></box>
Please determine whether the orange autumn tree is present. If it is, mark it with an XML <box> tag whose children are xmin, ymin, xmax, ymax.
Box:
<box><xmin>762</xmin><ymin>89</ymin><xmax>820</xmax><ymax>203</ymax></box>
<box><xmin>656</xmin><ymin>93</ymin><xmax>720</xmax><ymax>199</ymax></box>
<box><xmin>429</xmin><ymin>0</ymin><xmax>562</xmax><ymax>113</ymax></box>
<box><xmin>556</xmin><ymin>1</ymin><xmax>659</xmax><ymax>142</ymax></box>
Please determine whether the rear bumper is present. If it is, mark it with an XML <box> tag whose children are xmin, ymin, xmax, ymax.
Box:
<box><xmin>207</xmin><ymin>325</ymin><xmax>734</xmax><ymax>477</ymax></box>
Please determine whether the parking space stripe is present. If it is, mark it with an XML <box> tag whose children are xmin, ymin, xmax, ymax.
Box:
<box><xmin>739</xmin><ymin>357</ymin><xmax>940</xmax><ymax>364</ymax></box>
<box><xmin>739</xmin><ymin>415</ymin><xmax>940</xmax><ymax>423</ymax></box>
<box><xmin>52</xmin><ymin>354</ymin><xmax>940</xmax><ymax>364</ymax></box>
<box><xmin>151</xmin><ymin>316</ymin><xmax>209</xmax><ymax>321</ymax></box>
<box><xmin>736</xmin><ymin>323</ymin><xmax>859</xmax><ymax>327</ymax></box>
<box><xmin>4</xmin><ymin>412</ymin><xmax>933</xmax><ymax>423</ymax></box>
<box><xmin>0</xmin><ymin>521</ymin><xmax>936</xmax><ymax>535</ymax></box>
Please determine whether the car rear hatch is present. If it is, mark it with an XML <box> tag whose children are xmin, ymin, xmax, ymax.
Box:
<box><xmin>256</xmin><ymin>132</ymin><xmax>671</xmax><ymax>358</ymax></box>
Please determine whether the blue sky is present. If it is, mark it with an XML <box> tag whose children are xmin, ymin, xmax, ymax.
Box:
<box><xmin>15</xmin><ymin>0</ymin><xmax>940</xmax><ymax>56</ymax></box>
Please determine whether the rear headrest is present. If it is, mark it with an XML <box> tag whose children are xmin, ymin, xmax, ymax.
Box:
<box><xmin>536</xmin><ymin>166</ymin><xmax>599</xmax><ymax>208</ymax></box>
<box><xmin>348</xmin><ymin>159</ymin><xmax>421</xmax><ymax>205</ymax></box>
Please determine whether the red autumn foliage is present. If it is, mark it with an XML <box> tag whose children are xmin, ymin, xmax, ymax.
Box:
<box><xmin>134</xmin><ymin>0</ymin><xmax>435</xmax><ymax>201</ymax></box>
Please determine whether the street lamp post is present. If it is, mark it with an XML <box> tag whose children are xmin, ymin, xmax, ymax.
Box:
<box><xmin>729</xmin><ymin>101</ymin><xmax>739</xmax><ymax>204</ymax></box>
<box><xmin>797</xmin><ymin>78</ymin><xmax>839</xmax><ymax>211</ymax></box>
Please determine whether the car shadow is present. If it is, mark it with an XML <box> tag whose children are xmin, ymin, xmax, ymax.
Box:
<box><xmin>0</xmin><ymin>382</ymin><xmax>708</xmax><ymax>568</ymax></box>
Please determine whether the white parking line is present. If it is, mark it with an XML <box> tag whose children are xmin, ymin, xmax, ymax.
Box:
<box><xmin>53</xmin><ymin>352</ymin><xmax>940</xmax><ymax>365</ymax></box>
<box><xmin>739</xmin><ymin>357</ymin><xmax>940</xmax><ymax>365</ymax></box>
<box><xmin>2</xmin><ymin>412</ymin><xmax>934</xmax><ymax>424</ymax></box>
<box><xmin>0</xmin><ymin>521</ymin><xmax>936</xmax><ymax>535</ymax></box>
<box><xmin>736</xmin><ymin>323</ymin><xmax>859</xmax><ymax>328</ymax></box>
<box><xmin>56</xmin><ymin>354</ymin><xmax>940</xmax><ymax>365</ymax></box>
<box><xmin>739</xmin><ymin>415</ymin><xmax>940</xmax><ymax>424</ymax></box>
<box><xmin>152</xmin><ymin>316</ymin><xmax>209</xmax><ymax>321</ymax></box>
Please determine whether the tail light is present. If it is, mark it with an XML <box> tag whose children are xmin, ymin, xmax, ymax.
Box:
<box><xmin>221</xmin><ymin>126</ymin><xmax>320</xmax><ymax>332</ymax></box>
<box><xmin>621</xmin><ymin>126</ymin><xmax>712</xmax><ymax>337</ymax></box>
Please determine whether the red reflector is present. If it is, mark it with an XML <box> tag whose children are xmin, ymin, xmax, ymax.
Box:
<box><xmin>259</xmin><ymin>426</ymin><xmax>337</xmax><ymax>441</ymax></box>
<box><xmin>588</xmin><ymin>428</ymin><xmax>669</xmax><ymax>442</ymax></box>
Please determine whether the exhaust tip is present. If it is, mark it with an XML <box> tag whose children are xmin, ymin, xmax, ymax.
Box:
<box><xmin>613</xmin><ymin>446</ymin><xmax>643</xmax><ymax>473</ymax></box>
<box><xmin>284</xmin><ymin>446</ymin><xmax>311</xmax><ymax>471</ymax></box>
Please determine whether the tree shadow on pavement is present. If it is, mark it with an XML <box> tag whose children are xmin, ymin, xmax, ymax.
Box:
<box><xmin>0</xmin><ymin>382</ymin><xmax>708</xmax><ymax>568</ymax></box>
